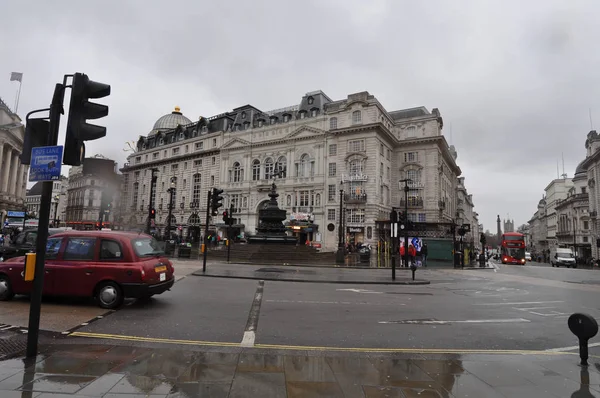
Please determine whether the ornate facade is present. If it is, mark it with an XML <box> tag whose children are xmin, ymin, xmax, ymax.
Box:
<box><xmin>121</xmin><ymin>91</ymin><xmax>472</xmax><ymax>252</ymax></box>
<box><xmin>0</xmin><ymin>97</ymin><xmax>28</xmax><ymax>224</ymax></box>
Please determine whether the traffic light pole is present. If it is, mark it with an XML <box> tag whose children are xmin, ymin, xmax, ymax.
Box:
<box><xmin>227</xmin><ymin>203</ymin><xmax>234</xmax><ymax>263</ymax></box>
<box><xmin>400</xmin><ymin>179</ymin><xmax>411</xmax><ymax>269</ymax></box>
<box><xmin>27</xmin><ymin>81</ymin><xmax>67</xmax><ymax>358</ymax></box>
<box><xmin>202</xmin><ymin>189</ymin><xmax>212</xmax><ymax>273</ymax></box>
<box><xmin>335</xmin><ymin>189</ymin><xmax>345</xmax><ymax>264</ymax></box>
<box><xmin>146</xmin><ymin>169</ymin><xmax>158</xmax><ymax>234</ymax></box>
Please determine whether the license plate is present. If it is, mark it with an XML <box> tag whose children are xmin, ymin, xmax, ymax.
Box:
<box><xmin>159</xmin><ymin>273</ymin><xmax>166</xmax><ymax>282</ymax></box>
<box><xmin>155</xmin><ymin>265</ymin><xmax>167</xmax><ymax>273</ymax></box>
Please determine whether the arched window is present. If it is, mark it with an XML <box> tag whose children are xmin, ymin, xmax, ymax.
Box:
<box><xmin>188</xmin><ymin>213</ymin><xmax>201</xmax><ymax>225</ymax></box>
<box><xmin>192</xmin><ymin>173</ymin><xmax>201</xmax><ymax>203</ymax></box>
<box><xmin>296</xmin><ymin>154</ymin><xmax>313</xmax><ymax>177</ymax></box>
<box><xmin>264</xmin><ymin>158</ymin><xmax>274</xmax><ymax>179</ymax></box>
<box><xmin>275</xmin><ymin>156</ymin><xmax>287</xmax><ymax>178</ymax></box>
<box><xmin>329</xmin><ymin>117</ymin><xmax>337</xmax><ymax>129</ymax></box>
<box><xmin>252</xmin><ymin>159</ymin><xmax>261</xmax><ymax>181</ymax></box>
<box><xmin>233</xmin><ymin>162</ymin><xmax>242</xmax><ymax>182</ymax></box>
<box><xmin>352</xmin><ymin>110</ymin><xmax>362</xmax><ymax>124</ymax></box>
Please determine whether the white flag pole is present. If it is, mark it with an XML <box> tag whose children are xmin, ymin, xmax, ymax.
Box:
<box><xmin>15</xmin><ymin>78</ymin><xmax>23</xmax><ymax>114</ymax></box>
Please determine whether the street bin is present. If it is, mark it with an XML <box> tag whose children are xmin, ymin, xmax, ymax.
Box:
<box><xmin>479</xmin><ymin>253</ymin><xmax>486</xmax><ymax>268</ymax></box>
<box><xmin>359</xmin><ymin>251</ymin><xmax>371</xmax><ymax>265</ymax></box>
<box><xmin>178</xmin><ymin>244</ymin><xmax>191</xmax><ymax>258</ymax></box>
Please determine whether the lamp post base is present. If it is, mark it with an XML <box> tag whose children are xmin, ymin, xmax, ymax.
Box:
<box><xmin>336</xmin><ymin>249</ymin><xmax>345</xmax><ymax>264</ymax></box>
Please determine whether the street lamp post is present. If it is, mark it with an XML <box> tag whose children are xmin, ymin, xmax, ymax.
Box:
<box><xmin>165</xmin><ymin>177</ymin><xmax>176</xmax><ymax>240</ymax></box>
<box><xmin>573</xmin><ymin>216</ymin><xmax>577</xmax><ymax>260</ymax></box>
<box><xmin>336</xmin><ymin>189</ymin><xmax>345</xmax><ymax>264</ymax></box>
<box><xmin>146</xmin><ymin>168</ymin><xmax>158</xmax><ymax>234</ymax></box>
<box><xmin>52</xmin><ymin>195</ymin><xmax>60</xmax><ymax>227</ymax></box>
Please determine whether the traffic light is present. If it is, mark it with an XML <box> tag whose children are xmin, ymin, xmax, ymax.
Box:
<box><xmin>64</xmin><ymin>73</ymin><xmax>110</xmax><ymax>166</ymax></box>
<box><xmin>149</xmin><ymin>208</ymin><xmax>156</xmax><ymax>219</ymax></box>
<box><xmin>398</xmin><ymin>211</ymin><xmax>406</xmax><ymax>223</ymax></box>
<box><xmin>480</xmin><ymin>233</ymin><xmax>486</xmax><ymax>245</ymax></box>
<box><xmin>20</xmin><ymin>118</ymin><xmax>49</xmax><ymax>165</ymax></box>
<box><xmin>100</xmin><ymin>191</ymin><xmax>111</xmax><ymax>212</ymax></box>
<box><xmin>390</xmin><ymin>209</ymin><xmax>398</xmax><ymax>223</ymax></box>
<box><xmin>222</xmin><ymin>210</ymin><xmax>229</xmax><ymax>224</ymax></box>
<box><xmin>211</xmin><ymin>188</ymin><xmax>224</xmax><ymax>216</ymax></box>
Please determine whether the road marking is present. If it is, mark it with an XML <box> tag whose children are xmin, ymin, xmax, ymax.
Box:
<box><xmin>546</xmin><ymin>342</ymin><xmax>600</xmax><ymax>352</ymax></box>
<box><xmin>241</xmin><ymin>280</ymin><xmax>264</xmax><ymax>347</ymax></box>
<box><xmin>69</xmin><ymin>331</ymin><xmax>588</xmax><ymax>356</ymax></box>
<box><xmin>337</xmin><ymin>288</ymin><xmax>382</xmax><ymax>294</ymax></box>
<box><xmin>379</xmin><ymin>318</ymin><xmax>530</xmax><ymax>325</ymax></box>
<box><xmin>474</xmin><ymin>301</ymin><xmax>564</xmax><ymax>306</ymax></box>
<box><xmin>266</xmin><ymin>299</ymin><xmax>405</xmax><ymax>306</ymax></box>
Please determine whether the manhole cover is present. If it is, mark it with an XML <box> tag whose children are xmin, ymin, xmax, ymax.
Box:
<box><xmin>0</xmin><ymin>335</ymin><xmax>27</xmax><ymax>359</ymax></box>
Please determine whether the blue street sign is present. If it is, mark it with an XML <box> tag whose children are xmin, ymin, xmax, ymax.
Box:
<box><xmin>29</xmin><ymin>146</ymin><xmax>63</xmax><ymax>182</ymax></box>
<box><xmin>7</xmin><ymin>211</ymin><xmax>25</xmax><ymax>218</ymax></box>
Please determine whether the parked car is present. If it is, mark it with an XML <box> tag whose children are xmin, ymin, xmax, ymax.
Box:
<box><xmin>0</xmin><ymin>228</ymin><xmax>68</xmax><ymax>262</ymax></box>
<box><xmin>0</xmin><ymin>230</ymin><xmax>175</xmax><ymax>309</ymax></box>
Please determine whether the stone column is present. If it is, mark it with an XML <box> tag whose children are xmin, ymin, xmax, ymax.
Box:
<box><xmin>0</xmin><ymin>142</ymin><xmax>4</xmax><ymax>192</ymax></box>
<box><xmin>1</xmin><ymin>146</ymin><xmax>12</xmax><ymax>193</ymax></box>
<box><xmin>9</xmin><ymin>151</ymin><xmax>19</xmax><ymax>196</ymax></box>
<box><xmin>15</xmin><ymin>164</ymin><xmax>24</xmax><ymax>200</ymax></box>
<box><xmin>20</xmin><ymin>166</ymin><xmax>28</xmax><ymax>198</ymax></box>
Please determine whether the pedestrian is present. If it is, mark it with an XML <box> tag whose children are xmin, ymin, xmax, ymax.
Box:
<box><xmin>399</xmin><ymin>244</ymin><xmax>405</xmax><ymax>267</ymax></box>
<box><xmin>421</xmin><ymin>243</ymin><xmax>428</xmax><ymax>267</ymax></box>
<box><xmin>408</xmin><ymin>244</ymin><xmax>416</xmax><ymax>266</ymax></box>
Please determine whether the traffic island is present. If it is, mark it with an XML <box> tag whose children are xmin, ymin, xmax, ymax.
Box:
<box><xmin>192</xmin><ymin>263</ymin><xmax>430</xmax><ymax>285</ymax></box>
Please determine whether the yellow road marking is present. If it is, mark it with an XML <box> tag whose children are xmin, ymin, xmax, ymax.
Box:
<box><xmin>69</xmin><ymin>331</ymin><xmax>594</xmax><ymax>356</ymax></box>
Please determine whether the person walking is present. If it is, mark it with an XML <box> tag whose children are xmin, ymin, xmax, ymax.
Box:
<box><xmin>421</xmin><ymin>243</ymin><xmax>428</xmax><ymax>267</ymax></box>
<box><xmin>408</xmin><ymin>244</ymin><xmax>416</xmax><ymax>266</ymax></box>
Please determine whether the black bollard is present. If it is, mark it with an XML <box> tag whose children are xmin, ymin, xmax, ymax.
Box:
<box><xmin>410</xmin><ymin>264</ymin><xmax>417</xmax><ymax>281</ymax></box>
<box><xmin>567</xmin><ymin>313</ymin><xmax>599</xmax><ymax>366</ymax></box>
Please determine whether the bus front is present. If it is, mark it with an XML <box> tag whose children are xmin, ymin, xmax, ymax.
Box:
<box><xmin>501</xmin><ymin>233</ymin><xmax>526</xmax><ymax>265</ymax></box>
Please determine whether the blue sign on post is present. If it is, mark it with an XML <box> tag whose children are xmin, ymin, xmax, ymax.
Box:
<box><xmin>7</xmin><ymin>211</ymin><xmax>25</xmax><ymax>218</ymax></box>
<box><xmin>29</xmin><ymin>146</ymin><xmax>63</xmax><ymax>182</ymax></box>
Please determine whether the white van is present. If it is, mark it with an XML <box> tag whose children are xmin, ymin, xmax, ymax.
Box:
<box><xmin>550</xmin><ymin>248</ymin><xmax>576</xmax><ymax>268</ymax></box>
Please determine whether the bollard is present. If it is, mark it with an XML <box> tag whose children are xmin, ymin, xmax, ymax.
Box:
<box><xmin>410</xmin><ymin>264</ymin><xmax>417</xmax><ymax>281</ymax></box>
<box><xmin>479</xmin><ymin>253</ymin><xmax>486</xmax><ymax>268</ymax></box>
<box><xmin>567</xmin><ymin>313</ymin><xmax>598</xmax><ymax>366</ymax></box>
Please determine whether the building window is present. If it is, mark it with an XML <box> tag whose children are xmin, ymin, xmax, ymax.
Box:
<box><xmin>583</xmin><ymin>236</ymin><xmax>589</xmax><ymax>243</ymax></box>
<box><xmin>185</xmin><ymin>145</ymin><xmax>189</xmax><ymax>153</ymax></box>
<box><xmin>182</xmin><ymin>179</ymin><xmax>187</xmax><ymax>189</ymax></box>
<box><xmin>276</xmin><ymin>156</ymin><xmax>287</xmax><ymax>178</ymax></box>
<box><xmin>211</xmin><ymin>175</ymin><xmax>215</xmax><ymax>186</ymax></box>
<box><xmin>352</xmin><ymin>110</ymin><xmax>361</xmax><ymax>124</ymax></box>
<box><xmin>299</xmin><ymin>190</ymin><xmax>310</xmax><ymax>206</ymax></box>
<box><xmin>299</xmin><ymin>111</ymin><xmax>306</xmax><ymax>119</ymax></box>
<box><xmin>307</xmin><ymin>96</ymin><xmax>314</xmax><ymax>105</ymax></box>
<box><xmin>171</xmin><ymin>164</ymin><xmax>178</xmax><ymax>172</ymax></box>
<box><xmin>380</xmin><ymin>144</ymin><xmax>384</xmax><ymax>155</ymax></box>
<box><xmin>194</xmin><ymin>159</ymin><xmax>202</xmax><ymax>167</ymax></box>
<box><xmin>258</xmin><ymin>120</ymin><xmax>264</xmax><ymax>127</ymax></box>
<box><xmin>135</xmin><ymin>156</ymin><xmax>141</xmax><ymax>164</ymax></box>
<box><xmin>418</xmin><ymin>213</ymin><xmax>426</xmax><ymax>222</ymax></box>
<box><xmin>184</xmin><ymin>162</ymin><xmax>188</xmax><ymax>170</ymax></box>
<box><xmin>192</xmin><ymin>174</ymin><xmax>201</xmax><ymax>203</ymax></box>
<box><xmin>327</xmin><ymin>209</ymin><xmax>336</xmax><ymax>221</ymax></box>
<box><xmin>346</xmin><ymin>208</ymin><xmax>365</xmax><ymax>223</ymax></box>
<box><xmin>145</xmin><ymin>154</ymin><xmax>148</xmax><ymax>162</ymax></box>
<box><xmin>212</xmin><ymin>157</ymin><xmax>216</xmax><ymax>165</ymax></box>
<box><xmin>153</xmin><ymin>152</ymin><xmax>159</xmax><ymax>160</ymax></box>
<box><xmin>244</xmin><ymin>121</ymin><xmax>250</xmax><ymax>130</ymax></box>
<box><xmin>349</xmin><ymin>159</ymin><xmax>363</xmax><ymax>175</ymax></box>
<box><xmin>264</xmin><ymin>158</ymin><xmax>274</xmax><ymax>179</ymax></box>
<box><xmin>406</xmin><ymin>169</ymin><xmax>422</xmax><ymax>187</ymax></box>
<box><xmin>270</xmin><ymin>117</ymin><xmax>277</xmax><ymax>125</ymax></box>
<box><xmin>252</xmin><ymin>159</ymin><xmax>261</xmax><ymax>181</ymax></box>
<box><xmin>195</xmin><ymin>142</ymin><xmax>204</xmax><ymax>150</ymax></box>
<box><xmin>408</xmin><ymin>213</ymin><xmax>417</xmax><ymax>222</ymax></box>
<box><xmin>348</xmin><ymin>140</ymin><xmax>365</xmax><ymax>153</ymax></box>
<box><xmin>328</xmin><ymin>163</ymin><xmax>337</xmax><ymax>177</ymax></box>
<box><xmin>406</xmin><ymin>126</ymin><xmax>417</xmax><ymax>138</ymax></box>
<box><xmin>232</xmin><ymin>162</ymin><xmax>242</xmax><ymax>182</ymax></box>
<box><xmin>328</xmin><ymin>185</ymin><xmax>336</xmax><ymax>202</ymax></box>
<box><xmin>584</xmin><ymin>221</ymin><xmax>589</xmax><ymax>230</ymax></box>
<box><xmin>582</xmin><ymin>187</ymin><xmax>587</xmax><ymax>194</ymax></box>
<box><xmin>172</xmin><ymin>147</ymin><xmax>180</xmax><ymax>155</ymax></box>
<box><xmin>405</xmin><ymin>152</ymin><xmax>418</xmax><ymax>162</ymax></box>
<box><xmin>329</xmin><ymin>144</ymin><xmax>337</xmax><ymax>156</ymax></box>
<box><xmin>132</xmin><ymin>183</ymin><xmax>139</xmax><ymax>209</ymax></box>
<box><xmin>213</xmin><ymin>138</ymin><xmax>217</xmax><ymax>147</ymax></box>
<box><xmin>283</xmin><ymin>114</ymin><xmax>290</xmax><ymax>123</ymax></box>
<box><xmin>311</xmin><ymin>109</ymin><xmax>317</xmax><ymax>117</ymax></box>
<box><xmin>296</xmin><ymin>154</ymin><xmax>313</xmax><ymax>177</ymax></box>
<box><xmin>387</xmin><ymin>149</ymin><xmax>390</xmax><ymax>160</ymax></box>
<box><xmin>162</xmin><ymin>166</ymin><xmax>166</xmax><ymax>173</ymax></box>
<box><xmin>164</xmin><ymin>150</ymin><xmax>167</xmax><ymax>157</ymax></box>
<box><xmin>241</xmin><ymin>111</ymin><xmax>246</xmax><ymax>119</ymax></box>
<box><xmin>329</xmin><ymin>117</ymin><xmax>337</xmax><ymax>129</ymax></box>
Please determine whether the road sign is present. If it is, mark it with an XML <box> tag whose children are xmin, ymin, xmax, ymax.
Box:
<box><xmin>7</xmin><ymin>211</ymin><xmax>25</xmax><ymax>218</ymax></box>
<box><xmin>29</xmin><ymin>146</ymin><xmax>63</xmax><ymax>182</ymax></box>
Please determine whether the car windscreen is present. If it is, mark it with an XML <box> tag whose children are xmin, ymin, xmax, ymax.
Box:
<box><xmin>557</xmin><ymin>252</ymin><xmax>574</xmax><ymax>258</ymax></box>
<box><xmin>131</xmin><ymin>237</ymin><xmax>164</xmax><ymax>257</ymax></box>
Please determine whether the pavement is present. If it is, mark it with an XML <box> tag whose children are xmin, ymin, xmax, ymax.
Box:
<box><xmin>0</xmin><ymin>342</ymin><xmax>599</xmax><ymax>397</ymax></box>
<box><xmin>194</xmin><ymin>262</ymin><xmax>432</xmax><ymax>284</ymax></box>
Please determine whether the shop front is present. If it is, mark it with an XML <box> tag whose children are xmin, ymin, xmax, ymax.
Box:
<box><xmin>346</xmin><ymin>226</ymin><xmax>365</xmax><ymax>246</ymax></box>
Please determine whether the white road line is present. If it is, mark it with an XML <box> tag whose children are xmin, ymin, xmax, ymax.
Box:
<box><xmin>474</xmin><ymin>301</ymin><xmax>564</xmax><ymax>306</ymax></box>
<box><xmin>546</xmin><ymin>342</ymin><xmax>600</xmax><ymax>352</ymax></box>
<box><xmin>513</xmin><ymin>307</ymin><xmax>558</xmax><ymax>311</ymax></box>
<box><xmin>336</xmin><ymin>288</ymin><xmax>382</xmax><ymax>294</ymax></box>
<box><xmin>266</xmin><ymin>299</ymin><xmax>405</xmax><ymax>306</ymax></box>
<box><xmin>379</xmin><ymin>318</ymin><xmax>530</xmax><ymax>325</ymax></box>
<box><xmin>240</xmin><ymin>331</ymin><xmax>255</xmax><ymax>347</ymax></box>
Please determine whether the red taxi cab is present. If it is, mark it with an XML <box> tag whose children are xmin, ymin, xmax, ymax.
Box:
<box><xmin>0</xmin><ymin>230</ymin><xmax>174</xmax><ymax>309</ymax></box>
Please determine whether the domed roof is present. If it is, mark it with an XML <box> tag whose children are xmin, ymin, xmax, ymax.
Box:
<box><xmin>575</xmin><ymin>159</ymin><xmax>588</xmax><ymax>176</ymax></box>
<box><xmin>149</xmin><ymin>106</ymin><xmax>192</xmax><ymax>136</ymax></box>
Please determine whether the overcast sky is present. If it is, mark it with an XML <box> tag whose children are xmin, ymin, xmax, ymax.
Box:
<box><xmin>2</xmin><ymin>0</ymin><xmax>600</xmax><ymax>231</ymax></box>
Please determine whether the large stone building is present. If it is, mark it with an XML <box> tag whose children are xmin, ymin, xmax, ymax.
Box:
<box><xmin>121</xmin><ymin>90</ymin><xmax>476</xmax><ymax>255</ymax></box>
<box><xmin>581</xmin><ymin>130</ymin><xmax>600</xmax><ymax>259</ymax></box>
<box><xmin>65</xmin><ymin>156</ymin><xmax>121</xmax><ymax>229</ymax></box>
<box><xmin>0</xmin><ymin>97</ymin><xmax>28</xmax><ymax>224</ymax></box>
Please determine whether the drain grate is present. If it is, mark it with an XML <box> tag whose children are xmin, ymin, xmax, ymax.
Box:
<box><xmin>0</xmin><ymin>335</ymin><xmax>27</xmax><ymax>359</ymax></box>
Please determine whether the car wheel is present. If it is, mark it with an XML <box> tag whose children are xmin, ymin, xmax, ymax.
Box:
<box><xmin>0</xmin><ymin>275</ymin><xmax>15</xmax><ymax>301</ymax></box>
<box><xmin>95</xmin><ymin>281</ymin><xmax>123</xmax><ymax>309</ymax></box>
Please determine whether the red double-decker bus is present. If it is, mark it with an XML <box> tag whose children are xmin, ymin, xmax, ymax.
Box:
<box><xmin>501</xmin><ymin>232</ymin><xmax>526</xmax><ymax>265</ymax></box>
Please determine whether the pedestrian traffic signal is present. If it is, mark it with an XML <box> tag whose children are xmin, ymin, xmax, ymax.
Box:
<box><xmin>398</xmin><ymin>211</ymin><xmax>406</xmax><ymax>223</ymax></box>
<box><xmin>20</xmin><ymin>118</ymin><xmax>49</xmax><ymax>165</ymax></box>
<box><xmin>149</xmin><ymin>208</ymin><xmax>156</xmax><ymax>219</ymax></box>
<box><xmin>222</xmin><ymin>210</ymin><xmax>229</xmax><ymax>224</ymax></box>
<box><xmin>211</xmin><ymin>188</ymin><xmax>224</xmax><ymax>216</ymax></box>
<box><xmin>64</xmin><ymin>73</ymin><xmax>110</xmax><ymax>166</ymax></box>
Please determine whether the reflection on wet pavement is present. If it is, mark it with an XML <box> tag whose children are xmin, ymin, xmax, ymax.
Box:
<box><xmin>0</xmin><ymin>343</ymin><xmax>598</xmax><ymax>397</ymax></box>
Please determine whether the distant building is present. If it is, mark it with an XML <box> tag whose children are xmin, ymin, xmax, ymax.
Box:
<box><xmin>24</xmin><ymin>176</ymin><xmax>68</xmax><ymax>226</ymax></box>
<box><xmin>0</xmin><ymin>97</ymin><xmax>28</xmax><ymax>225</ymax></box>
<box><xmin>65</xmin><ymin>156</ymin><xmax>121</xmax><ymax>229</ymax></box>
<box><xmin>503</xmin><ymin>219</ymin><xmax>514</xmax><ymax>233</ymax></box>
